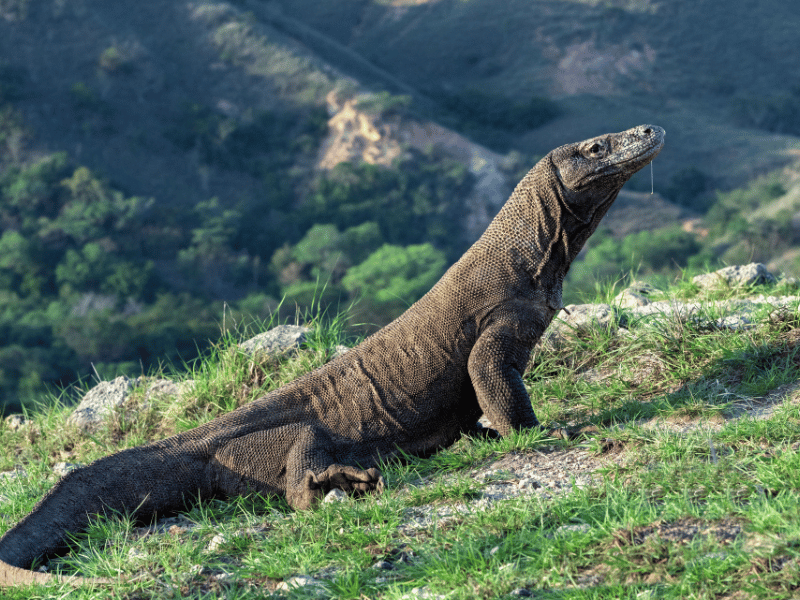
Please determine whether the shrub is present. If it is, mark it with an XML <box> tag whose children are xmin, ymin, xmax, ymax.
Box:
<box><xmin>664</xmin><ymin>166</ymin><xmax>712</xmax><ymax>211</ymax></box>
<box><xmin>342</xmin><ymin>243</ymin><xmax>447</xmax><ymax>308</ymax></box>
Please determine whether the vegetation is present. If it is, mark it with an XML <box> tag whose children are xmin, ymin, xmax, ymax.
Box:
<box><xmin>0</xmin><ymin>94</ymin><xmax>479</xmax><ymax>412</ymax></box>
<box><xmin>3</xmin><ymin>278</ymin><xmax>800</xmax><ymax>598</ymax></box>
<box><xmin>731</xmin><ymin>85</ymin><xmax>800</xmax><ymax>136</ymax></box>
<box><xmin>3</xmin><ymin>83</ymin><xmax>799</xmax><ymax>411</ymax></box>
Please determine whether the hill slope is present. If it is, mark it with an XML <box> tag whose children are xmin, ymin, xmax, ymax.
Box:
<box><xmin>3</xmin><ymin>271</ymin><xmax>800</xmax><ymax>597</ymax></box>
<box><xmin>2</xmin><ymin>0</ymin><xmax>800</xmax><ymax>412</ymax></box>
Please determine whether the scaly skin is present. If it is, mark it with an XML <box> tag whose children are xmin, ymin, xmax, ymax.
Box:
<box><xmin>0</xmin><ymin>124</ymin><xmax>664</xmax><ymax>586</ymax></box>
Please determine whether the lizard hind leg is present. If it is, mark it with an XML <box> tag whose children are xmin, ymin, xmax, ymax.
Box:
<box><xmin>286</xmin><ymin>425</ymin><xmax>385</xmax><ymax>510</ymax></box>
<box><xmin>210</xmin><ymin>424</ymin><xmax>385</xmax><ymax>511</ymax></box>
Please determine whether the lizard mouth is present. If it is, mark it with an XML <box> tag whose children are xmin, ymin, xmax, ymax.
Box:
<box><xmin>600</xmin><ymin>125</ymin><xmax>665</xmax><ymax>172</ymax></box>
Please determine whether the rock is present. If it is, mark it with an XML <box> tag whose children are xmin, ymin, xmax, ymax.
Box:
<box><xmin>614</xmin><ymin>281</ymin><xmax>659</xmax><ymax>308</ymax></box>
<box><xmin>401</xmin><ymin>586</ymin><xmax>446</xmax><ymax>600</ymax></box>
<box><xmin>143</xmin><ymin>379</ymin><xmax>183</xmax><ymax>401</ymax></box>
<box><xmin>52</xmin><ymin>462</ymin><xmax>81</xmax><ymax>478</ymax></box>
<box><xmin>323</xmin><ymin>488</ymin><xmax>347</xmax><ymax>503</ymax></box>
<box><xmin>692</xmin><ymin>263</ymin><xmax>776</xmax><ymax>289</ymax></box>
<box><xmin>68</xmin><ymin>376</ymin><xmax>136</xmax><ymax>431</ymax></box>
<box><xmin>0</xmin><ymin>468</ymin><xmax>27</xmax><ymax>481</ymax></box>
<box><xmin>238</xmin><ymin>325</ymin><xmax>311</xmax><ymax>358</ymax></box>
<box><xmin>541</xmin><ymin>303</ymin><xmax>615</xmax><ymax>348</ymax></box>
<box><xmin>559</xmin><ymin>303</ymin><xmax>614</xmax><ymax>331</ymax></box>
<box><xmin>554</xmin><ymin>523</ymin><xmax>592</xmax><ymax>536</ymax></box>
<box><xmin>207</xmin><ymin>533</ymin><xmax>229</xmax><ymax>552</ymax></box>
<box><xmin>276</xmin><ymin>575</ymin><xmax>324</xmax><ymax>592</ymax></box>
<box><xmin>329</xmin><ymin>344</ymin><xmax>350</xmax><ymax>360</ymax></box>
<box><xmin>4</xmin><ymin>414</ymin><xmax>27</xmax><ymax>431</ymax></box>
<box><xmin>68</xmin><ymin>377</ymin><xmax>195</xmax><ymax>433</ymax></box>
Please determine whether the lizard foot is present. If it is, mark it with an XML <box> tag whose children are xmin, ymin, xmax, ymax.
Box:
<box><xmin>546</xmin><ymin>425</ymin><xmax>600</xmax><ymax>441</ymax></box>
<box><xmin>310</xmin><ymin>464</ymin><xmax>386</xmax><ymax>496</ymax></box>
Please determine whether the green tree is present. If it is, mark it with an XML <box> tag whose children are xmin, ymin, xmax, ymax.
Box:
<box><xmin>55</xmin><ymin>242</ymin><xmax>155</xmax><ymax>299</ymax></box>
<box><xmin>0</xmin><ymin>230</ymin><xmax>46</xmax><ymax>296</ymax></box>
<box><xmin>304</xmin><ymin>154</ymin><xmax>471</xmax><ymax>255</ymax></box>
<box><xmin>43</xmin><ymin>166</ymin><xmax>154</xmax><ymax>251</ymax></box>
<box><xmin>342</xmin><ymin>243</ymin><xmax>447</xmax><ymax>309</ymax></box>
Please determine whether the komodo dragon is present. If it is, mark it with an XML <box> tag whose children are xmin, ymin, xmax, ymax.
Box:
<box><xmin>0</xmin><ymin>124</ymin><xmax>664</xmax><ymax>586</ymax></box>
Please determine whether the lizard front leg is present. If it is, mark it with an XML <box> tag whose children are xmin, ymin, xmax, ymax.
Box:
<box><xmin>467</xmin><ymin>309</ymin><xmax>549</xmax><ymax>436</ymax></box>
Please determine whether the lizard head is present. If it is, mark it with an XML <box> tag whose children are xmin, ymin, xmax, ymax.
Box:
<box><xmin>518</xmin><ymin>124</ymin><xmax>665</xmax><ymax>267</ymax></box>
<box><xmin>553</xmin><ymin>124</ymin><xmax>665</xmax><ymax>192</ymax></box>
<box><xmin>549</xmin><ymin>124</ymin><xmax>665</xmax><ymax>221</ymax></box>
<box><xmin>550</xmin><ymin>125</ymin><xmax>666</xmax><ymax>196</ymax></box>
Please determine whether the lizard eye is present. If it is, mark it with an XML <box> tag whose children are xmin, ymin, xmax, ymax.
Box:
<box><xmin>582</xmin><ymin>141</ymin><xmax>606</xmax><ymax>159</ymax></box>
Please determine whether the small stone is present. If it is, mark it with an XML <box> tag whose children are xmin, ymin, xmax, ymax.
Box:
<box><xmin>207</xmin><ymin>533</ymin><xmax>229</xmax><ymax>552</ymax></box>
<box><xmin>401</xmin><ymin>586</ymin><xmax>446</xmax><ymax>600</ymax></box>
<box><xmin>68</xmin><ymin>376</ymin><xmax>136</xmax><ymax>431</ymax></box>
<box><xmin>168</xmin><ymin>525</ymin><xmax>188</xmax><ymax>536</ymax></box>
<box><xmin>542</xmin><ymin>303</ymin><xmax>616</xmax><ymax>349</ymax></box>
<box><xmin>372</xmin><ymin>560</ymin><xmax>394</xmax><ymax>571</ymax></box>
<box><xmin>143</xmin><ymin>379</ymin><xmax>182</xmax><ymax>401</ymax></box>
<box><xmin>52</xmin><ymin>462</ymin><xmax>81</xmax><ymax>478</ymax></box>
<box><xmin>511</xmin><ymin>589</ymin><xmax>533</xmax><ymax>597</ymax></box>
<box><xmin>517</xmin><ymin>478</ymin><xmax>540</xmax><ymax>490</ymax></box>
<box><xmin>329</xmin><ymin>345</ymin><xmax>350</xmax><ymax>359</ymax></box>
<box><xmin>692</xmin><ymin>263</ymin><xmax>776</xmax><ymax>289</ymax></box>
<box><xmin>324</xmin><ymin>488</ymin><xmax>347</xmax><ymax>503</ymax></box>
<box><xmin>0</xmin><ymin>468</ymin><xmax>27</xmax><ymax>480</ymax></box>
<box><xmin>239</xmin><ymin>325</ymin><xmax>311</xmax><ymax>358</ymax></box>
<box><xmin>276</xmin><ymin>575</ymin><xmax>322</xmax><ymax>591</ymax></box>
<box><xmin>4</xmin><ymin>415</ymin><xmax>27</xmax><ymax>431</ymax></box>
<box><xmin>614</xmin><ymin>282</ymin><xmax>658</xmax><ymax>308</ymax></box>
<box><xmin>554</xmin><ymin>523</ymin><xmax>591</xmax><ymax>536</ymax></box>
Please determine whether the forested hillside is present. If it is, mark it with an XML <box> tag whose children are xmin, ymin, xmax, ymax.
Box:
<box><xmin>1</xmin><ymin>0</ymin><xmax>800</xmax><ymax>413</ymax></box>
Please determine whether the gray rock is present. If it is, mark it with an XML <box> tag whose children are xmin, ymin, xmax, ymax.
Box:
<box><xmin>401</xmin><ymin>587</ymin><xmax>446</xmax><ymax>600</ymax></box>
<box><xmin>0</xmin><ymin>468</ymin><xmax>27</xmax><ymax>481</ymax></box>
<box><xmin>330</xmin><ymin>344</ymin><xmax>350</xmax><ymax>360</ymax></box>
<box><xmin>615</xmin><ymin>289</ymin><xmax>651</xmax><ymax>308</ymax></box>
<box><xmin>554</xmin><ymin>523</ymin><xmax>592</xmax><ymax>536</ymax></box>
<box><xmin>615</xmin><ymin>282</ymin><xmax>659</xmax><ymax>308</ymax></box>
<box><xmin>276</xmin><ymin>575</ymin><xmax>324</xmax><ymax>592</ymax></box>
<box><xmin>4</xmin><ymin>414</ymin><xmax>27</xmax><ymax>431</ymax></box>
<box><xmin>143</xmin><ymin>379</ymin><xmax>183</xmax><ymax>401</ymax></box>
<box><xmin>559</xmin><ymin>303</ymin><xmax>614</xmax><ymax>331</ymax></box>
<box><xmin>52</xmin><ymin>462</ymin><xmax>81</xmax><ymax>478</ymax></box>
<box><xmin>692</xmin><ymin>263</ymin><xmax>776</xmax><ymax>289</ymax></box>
<box><xmin>207</xmin><ymin>533</ymin><xmax>230</xmax><ymax>552</ymax></box>
<box><xmin>541</xmin><ymin>303</ymin><xmax>615</xmax><ymax>348</ymax></box>
<box><xmin>323</xmin><ymin>488</ymin><xmax>347</xmax><ymax>503</ymax></box>
<box><xmin>238</xmin><ymin>325</ymin><xmax>311</xmax><ymax>358</ymax></box>
<box><xmin>68</xmin><ymin>376</ymin><xmax>136</xmax><ymax>431</ymax></box>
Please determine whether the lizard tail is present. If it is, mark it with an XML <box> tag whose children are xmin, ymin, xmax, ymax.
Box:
<box><xmin>0</xmin><ymin>558</ymin><xmax>115</xmax><ymax>587</ymax></box>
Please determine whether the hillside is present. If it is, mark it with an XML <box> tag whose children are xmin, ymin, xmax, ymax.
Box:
<box><xmin>2</xmin><ymin>0</ymin><xmax>800</xmax><ymax>412</ymax></box>
<box><xmin>3</xmin><ymin>270</ymin><xmax>800</xmax><ymax>597</ymax></box>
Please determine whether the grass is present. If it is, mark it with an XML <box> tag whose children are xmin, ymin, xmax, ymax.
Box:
<box><xmin>3</xmin><ymin>276</ymin><xmax>800</xmax><ymax>597</ymax></box>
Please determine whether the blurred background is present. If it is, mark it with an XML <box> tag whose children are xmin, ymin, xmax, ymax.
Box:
<box><xmin>1</xmin><ymin>0</ymin><xmax>799</xmax><ymax>412</ymax></box>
